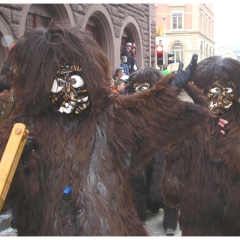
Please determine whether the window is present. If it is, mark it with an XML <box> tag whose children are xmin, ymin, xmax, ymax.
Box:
<box><xmin>200</xmin><ymin>42</ymin><xmax>203</xmax><ymax>61</ymax></box>
<box><xmin>171</xmin><ymin>43</ymin><xmax>183</xmax><ymax>63</ymax></box>
<box><xmin>172</xmin><ymin>12</ymin><xmax>182</xmax><ymax>30</ymax></box>
<box><xmin>25</xmin><ymin>13</ymin><xmax>50</xmax><ymax>34</ymax></box>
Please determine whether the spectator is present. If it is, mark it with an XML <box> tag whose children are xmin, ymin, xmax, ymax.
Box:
<box><xmin>120</xmin><ymin>56</ymin><xmax>130</xmax><ymax>76</ymax></box>
<box><xmin>130</xmin><ymin>43</ymin><xmax>137</xmax><ymax>74</ymax></box>
<box><xmin>121</xmin><ymin>42</ymin><xmax>133</xmax><ymax>73</ymax></box>
<box><xmin>113</xmin><ymin>67</ymin><xmax>125</xmax><ymax>81</ymax></box>
<box><xmin>111</xmin><ymin>79</ymin><xmax>126</xmax><ymax>95</ymax></box>
<box><xmin>112</xmin><ymin>67</ymin><xmax>129</xmax><ymax>83</ymax></box>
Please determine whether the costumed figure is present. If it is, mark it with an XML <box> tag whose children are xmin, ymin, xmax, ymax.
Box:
<box><xmin>0</xmin><ymin>22</ymin><xmax>213</xmax><ymax>236</ymax></box>
<box><xmin>126</xmin><ymin>67</ymin><xmax>179</xmax><ymax>236</ymax></box>
<box><xmin>162</xmin><ymin>56</ymin><xmax>240</xmax><ymax>236</ymax></box>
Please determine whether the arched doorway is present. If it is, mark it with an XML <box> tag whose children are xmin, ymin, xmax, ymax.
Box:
<box><xmin>85</xmin><ymin>18</ymin><xmax>102</xmax><ymax>48</ymax></box>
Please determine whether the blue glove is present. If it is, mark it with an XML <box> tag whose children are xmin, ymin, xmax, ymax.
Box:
<box><xmin>171</xmin><ymin>54</ymin><xmax>198</xmax><ymax>88</ymax></box>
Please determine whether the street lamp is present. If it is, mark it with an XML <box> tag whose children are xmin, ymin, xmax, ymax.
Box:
<box><xmin>162</xmin><ymin>15</ymin><xmax>166</xmax><ymax>39</ymax></box>
<box><xmin>162</xmin><ymin>16</ymin><xmax>166</xmax><ymax>65</ymax></box>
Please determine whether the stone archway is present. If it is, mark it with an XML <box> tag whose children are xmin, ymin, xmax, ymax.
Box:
<box><xmin>18</xmin><ymin>4</ymin><xmax>75</xmax><ymax>38</ymax></box>
<box><xmin>82</xmin><ymin>5</ymin><xmax>115</xmax><ymax>67</ymax></box>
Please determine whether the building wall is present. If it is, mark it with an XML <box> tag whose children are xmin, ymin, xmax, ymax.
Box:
<box><xmin>0</xmin><ymin>4</ymin><xmax>156</xmax><ymax>74</ymax></box>
<box><xmin>155</xmin><ymin>3</ymin><xmax>215</xmax><ymax>72</ymax></box>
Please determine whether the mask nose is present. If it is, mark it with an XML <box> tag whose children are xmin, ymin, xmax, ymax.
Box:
<box><xmin>65</xmin><ymin>82</ymin><xmax>71</xmax><ymax>93</ymax></box>
<box><xmin>222</xmin><ymin>88</ymin><xmax>227</xmax><ymax>97</ymax></box>
<box><xmin>65</xmin><ymin>82</ymin><xmax>78</xmax><ymax>101</ymax></box>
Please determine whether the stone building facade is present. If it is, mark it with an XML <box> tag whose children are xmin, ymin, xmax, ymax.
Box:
<box><xmin>0</xmin><ymin>4</ymin><xmax>156</xmax><ymax>74</ymax></box>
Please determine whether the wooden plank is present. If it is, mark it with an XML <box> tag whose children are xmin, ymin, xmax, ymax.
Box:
<box><xmin>0</xmin><ymin>123</ymin><xmax>29</xmax><ymax>212</ymax></box>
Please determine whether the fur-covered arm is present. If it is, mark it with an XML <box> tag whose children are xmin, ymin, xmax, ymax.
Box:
<box><xmin>184</xmin><ymin>82</ymin><xmax>209</xmax><ymax>107</ymax></box>
<box><xmin>109</xmin><ymin>74</ymin><xmax>215</xmax><ymax>169</ymax></box>
<box><xmin>161</xmin><ymin>148</ymin><xmax>186</xmax><ymax>209</ymax></box>
<box><xmin>215</xmin><ymin>123</ymin><xmax>240</xmax><ymax>173</ymax></box>
<box><xmin>162</xmin><ymin>120</ymin><xmax>213</xmax><ymax>209</ymax></box>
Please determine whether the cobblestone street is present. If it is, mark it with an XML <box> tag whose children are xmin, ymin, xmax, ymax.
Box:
<box><xmin>0</xmin><ymin>208</ymin><xmax>181</xmax><ymax>237</ymax></box>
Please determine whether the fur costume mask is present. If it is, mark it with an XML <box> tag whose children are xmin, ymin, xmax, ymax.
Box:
<box><xmin>192</xmin><ymin>56</ymin><xmax>240</xmax><ymax>116</ymax></box>
<box><xmin>49</xmin><ymin>64</ymin><xmax>89</xmax><ymax>115</ymax></box>
<box><xmin>126</xmin><ymin>67</ymin><xmax>164</xmax><ymax>94</ymax></box>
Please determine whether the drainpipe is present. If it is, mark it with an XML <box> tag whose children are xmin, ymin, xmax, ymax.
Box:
<box><xmin>149</xmin><ymin>4</ymin><xmax>152</xmax><ymax>67</ymax></box>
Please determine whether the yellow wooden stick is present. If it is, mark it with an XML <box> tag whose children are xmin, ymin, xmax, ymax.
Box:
<box><xmin>0</xmin><ymin>123</ymin><xmax>29</xmax><ymax>212</ymax></box>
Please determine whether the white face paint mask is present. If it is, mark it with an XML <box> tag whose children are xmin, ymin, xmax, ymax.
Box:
<box><xmin>49</xmin><ymin>64</ymin><xmax>89</xmax><ymax>115</ymax></box>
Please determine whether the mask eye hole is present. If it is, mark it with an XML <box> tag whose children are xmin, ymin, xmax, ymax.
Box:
<box><xmin>51</xmin><ymin>78</ymin><xmax>64</xmax><ymax>93</ymax></box>
<box><xmin>210</xmin><ymin>87</ymin><xmax>220</xmax><ymax>93</ymax></box>
<box><xmin>225</xmin><ymin>87</ymin><xmax>233</xmax><ymax>93</ymax></box>
<box><xmin>58</xmin><ymin>79</ymin><xmax>65</xmax><ymax>87</ymax></box>
<box><xmin>71</xmin><ymin>75</ymin><xmax>84</xmax><ymax>88</ymax></box>
<box><xmin>141</xmin><ymin>86</ymin><xmax>148</xmax><ymax>91</ymax></box>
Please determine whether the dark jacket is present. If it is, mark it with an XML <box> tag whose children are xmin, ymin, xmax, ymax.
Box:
<box><xmin>121</xmin><ymin>49</ymin><xmax>133</xmax><ymax>72</ymax></box>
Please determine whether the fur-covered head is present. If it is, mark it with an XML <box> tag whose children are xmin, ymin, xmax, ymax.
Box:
<box><xmin>192</xmin><ymin>56</ymin><xmax>240</xmax><ymax>100</ymax></box>
<box><xmin>192</xmin><ymin>56</ymin><xmax>240</xmax><ymax>114</ymax></box>
<box><xmin>7</xmin><ymin>21</ymin><xmax>112</xmax><ymax>117</ymax></box>
<box><xmin>126</xmin><ymin>67</ymin><xmax>164</xmax><ymax>94</ymax></box>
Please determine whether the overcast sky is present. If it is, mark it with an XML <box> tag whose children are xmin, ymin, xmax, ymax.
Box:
<box><xmin>214</xmin><ymin>2</ymin><xmax>240</xmax><ymax>49</ymax></box>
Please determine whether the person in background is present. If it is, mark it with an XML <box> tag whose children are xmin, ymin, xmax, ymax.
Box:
<box><xmin>111</xmin><ymin>79</ymin><xmax>126</xmax><ymax>95</ymax></box>
<box><xmin>112</xmin><ymin>67</ymin><xmax>129</xmax><ymax>86</ymax></box>
<box><xmin>121</xmin><ymin>42</ymin><xmax>133</xmax><ymax>73</ymax></box>
<box><xmin>113</xmin><ymin>67</ymin><xmax>125</xmax><ymax>81</ymax></box>
<box><xmin>130</xmin><ymin>43</ymin><xmax>137</xmax><ymax>74</ymax></box>
<box><xmin>120</xmin><ymin>56</ymin><xmax>130</xmax><ymax>76</ymax></box>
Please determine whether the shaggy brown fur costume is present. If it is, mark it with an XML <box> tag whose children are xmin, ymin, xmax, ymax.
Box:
<box><xmin>0</xmin><ymin>22</ymin><xmax>213</xmax><ymax>236</ymax></box>
<box><xmin>126</xmin><ymin>68</ymin><xmax>179</xmax><ymax>235</ymax></box>
<box><xmin>162</xmin><ymin>56</ymin><xmax>240</xmax><ymax>236</ymax></box>
<box><xmin>146</xmin><ymin>151</ymin><xmax>179</xmax><ymax>236</ymax></box>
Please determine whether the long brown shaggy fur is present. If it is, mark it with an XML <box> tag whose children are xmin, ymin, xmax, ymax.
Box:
<box><xmin>0</xmin><ymin>22</ymin><xmax>213</xmax><ymax>236</ymax></box>
<box><xmin>162</xmin><ymin>56</ymin><xmax>240</xmax><ymax>236</ymax></box>
<box><xmin>126</xmin><ymin>69</ymin><xmax>180</xmax><ymax>233</ymax></box>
